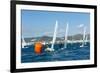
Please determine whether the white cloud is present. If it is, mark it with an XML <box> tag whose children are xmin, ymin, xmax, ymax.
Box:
<box><xmin>78</xmin><ymin>24</ymin><xmax>84</xmax><ymax>28</ymax></box>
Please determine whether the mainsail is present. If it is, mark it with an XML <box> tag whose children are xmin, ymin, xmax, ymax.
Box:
<box><xmin>51</xmin><ymin>20</ymin><xmax>58</xmax><ymax>51</ymax></box>
<box><xmin>80</xmin><ymin>27</ymin><xmax>86</xmax><ymax>47</ymax></box>
<box><xmin>45</xmin><ymin>20</ymin><xmax>58</xmax><ymax>52</ymax></box>
<box><xmin>64</xmin><ymin>23</ymin><xmax>69</xmax><ymax>49</ymax></box>
<box><xmin>22</xmin><ymin>37</ymin><xmax>27</xmax><ymax>48</ymax></box>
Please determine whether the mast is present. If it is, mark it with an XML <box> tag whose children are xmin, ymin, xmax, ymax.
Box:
<box><xmin>51</xmin><ymin>20</ymin><xmax>58</xmax><ymax>51</ymax></box>
<box><xmin>64</xmin><ymin>23</ymin><xmax>69</xmax><ymax>49</ymax></box>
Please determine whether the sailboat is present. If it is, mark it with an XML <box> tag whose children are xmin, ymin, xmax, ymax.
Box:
<box><xmin>85</xmin><ymin>35</ymin><xmax>88</xmax><ymax>45</ymax></box>
<box><xmin>61</xmin><ymin>23</ymin><xmax>69</xmax><ymax>50</ymax></box>
<box><xmin>22</xmin><ymin>37</ymin><xmax>28</xmax><ymax>48</ymax></box>
<box><xmin>80</xmin><ymin>27</ymin><xmax>86</xmax><ymax>47</ymax></box>
<box><xmin>45</xmin><ymin>21</ymin><xmax>58</xmax><ymax>52</ymax></box>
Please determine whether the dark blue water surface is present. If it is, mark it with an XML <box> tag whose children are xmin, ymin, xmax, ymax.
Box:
<box><xmin>21</xmin><ymin>43</ymin><xmax>90</xmax><ymax>63</ymax></box>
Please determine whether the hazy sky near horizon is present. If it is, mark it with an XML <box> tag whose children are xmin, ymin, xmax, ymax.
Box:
<box><xmin>21</xmin><ymin>10</ymin><xmax>90</xmax><ymax>38</ymax></box>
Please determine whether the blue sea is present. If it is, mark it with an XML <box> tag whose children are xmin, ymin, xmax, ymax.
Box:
<box><xmin>21</xmin><ymin>43</ymin><xmax>90</xmax><ymax>63</ymax></box>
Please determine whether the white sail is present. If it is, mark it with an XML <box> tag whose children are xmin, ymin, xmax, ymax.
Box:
<box><xmin>51</xmin><ymin>20</ymin><xmax>58</xmax><ymax>51</ymax></box>
<box><xmin>64</xmin><ymin>23</ymin><xmax>69</xmax><ymax>49</ymax></box>
<box><xmin>45</xmin><ymin>21</ymin><xmax>58</xmax><ymax>52</ymax></box>
<box><xmin>85</xmin><ymin>27</ymin><xmax>88</xmax><ymax>45</ymax></box>
<box><xmin>22</xmin><ymin>37</ymin><xmax>28</xmax><ymax>48</ymax></box>
<box><xmin>80</xmin><ymin>27</ymin><xmax>86</xmax><ymax>47</ymax></box>
<box><xmin>85</xmin><ymin>35</ymin><xmax>87</xmax><ymax>45</ymax></box>
<box><xmin>22</xmin><ymin>37</ymin><xmax>27</xmax><ymax>48</ymax></box>
<box><xmin>22</xmin><ymin>37</ymin><xmax>26</xmax><ymax>44</ymax></box>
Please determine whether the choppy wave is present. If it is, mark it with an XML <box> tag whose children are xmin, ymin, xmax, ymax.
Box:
<box><xmin>21</xmin><ymin>42</ymin><xmax>90</xmax><ymax>63</ymax></box>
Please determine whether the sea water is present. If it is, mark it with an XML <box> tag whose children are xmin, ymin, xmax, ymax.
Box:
<box><xmin>21</xmin><ymin>42</ymin><xmax>90</xmax><ymax>63</ymax></box>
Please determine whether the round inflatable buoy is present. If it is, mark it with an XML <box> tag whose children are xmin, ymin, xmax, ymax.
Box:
<box><xmin>34</xmin><ymin>42</ymin><xmax>43</xmax><ymax>54</ymax></box>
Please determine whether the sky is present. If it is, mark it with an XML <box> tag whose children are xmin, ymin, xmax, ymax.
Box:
<box><xmin>21</xmin><ymin>10</ymin><xmax>90</xmax><ymax>38</ymax></box>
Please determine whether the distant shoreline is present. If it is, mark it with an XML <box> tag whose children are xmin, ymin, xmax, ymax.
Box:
<box><xmin>22</xmin><ymin>40</ymin><xmax>90</xmax><ymax>46</ymax></box>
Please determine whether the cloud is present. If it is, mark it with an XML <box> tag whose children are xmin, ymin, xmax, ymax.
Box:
<box><xmin>78</xmin><ymin>24</ymin><xmax>84</xmax><ymax>28</ymax></box>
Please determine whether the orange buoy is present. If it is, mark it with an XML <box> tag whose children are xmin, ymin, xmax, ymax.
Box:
<box><xmin>34</xmin><ymin>42</ymin><xmax>43</xmax><ymax>54</ymax></box>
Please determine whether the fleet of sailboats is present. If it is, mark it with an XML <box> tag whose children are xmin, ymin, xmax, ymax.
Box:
<box><xmin>45</xmin><ymin>21</ymin><xmax>69</xmax><ymax>52</ymax></box>
<box><xmin>22</xmin><ymin>21</ymin><xmax>89</xmax><ymax>52</ymax></box>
